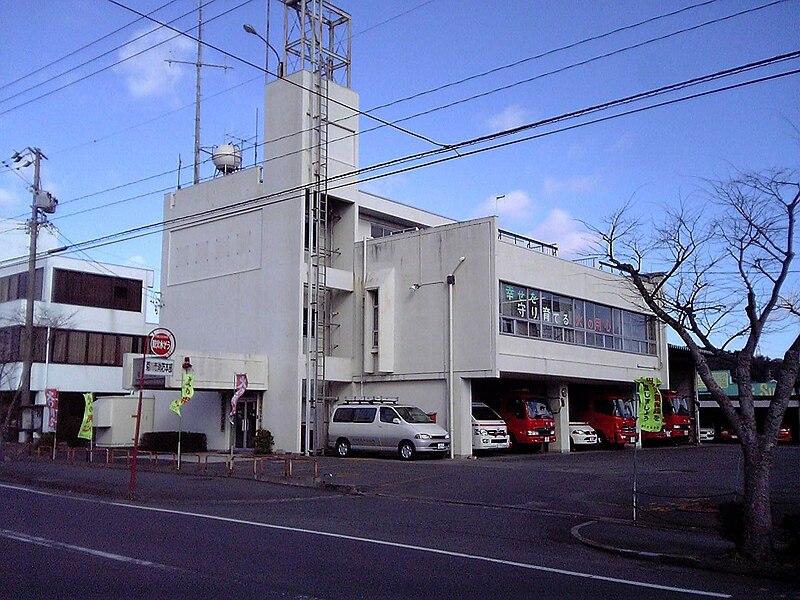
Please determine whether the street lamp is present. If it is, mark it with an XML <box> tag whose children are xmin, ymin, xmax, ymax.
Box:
<box><xmin>447</xmin><ymin>257</ymin><xmax>466</xmax><ymax>459</ymax></box>
<box><xmin>494</xmin><ymin>194</ymin><xmax>505</xmax><ymax>216</ymax></box>
<box><xmin>408</xmin><ymin>256</ymin><xmax>466</xmax><ymax>459</ymax></box>
<box><xmin>243</xmin><ymin>23</ymin><xmax>283</xmax><ymax>78</ymax></box>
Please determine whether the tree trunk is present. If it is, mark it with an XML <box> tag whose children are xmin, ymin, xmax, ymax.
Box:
<box><xmin>740</xmin><ymin>441</ymin><xmax>775</xmax><ymax>560</ymax></box>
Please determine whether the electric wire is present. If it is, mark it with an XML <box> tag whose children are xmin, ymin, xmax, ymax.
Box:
<box><xmin>364</xmin><ymin>0</ymin><xmax>789</xmax><ymax>115</ymax></box>
<box><xmin>103</xmin><ymin>0</ymin><xmax>449</xmax><ymax>150</ymax></box>
<box><xmin>0</xmin><ymin>0</ymin><xmax>248</xmax><ymax>116</ymax></box>
<box><xmin>1</xmin><ymin>60</ymin><xmax>795</xmax><ymax>270</ymax></box>
<box><xmin>0</xmin><ymin>0</ymin><xmax>182</xmax><ymax>94</ymax></box>
<box><xmin>45</xmin><ymin>52</ymin><xmax>798</xmax><ymax>228</ymax></box>
<box><xmin>4</xmin><ymin>0</ymin><xmax>769</xmax><ymax>215</ymax></box>
<box><xmin>18</xmin><ymin>0</ymin><xmax>791</xmax><ymax>224</ymax></box>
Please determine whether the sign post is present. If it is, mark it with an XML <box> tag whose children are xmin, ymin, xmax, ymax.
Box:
<box><xmin>130</xmin><ymin>328</ymin><xmax>175</xmax><ymax>497</ymax></box>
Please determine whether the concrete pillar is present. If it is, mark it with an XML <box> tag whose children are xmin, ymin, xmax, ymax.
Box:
<box><xmin>547</xmin><ymin>381</ymin><xmax>571</xmax><ymax>453</ymax></box>
<box><xmin>452</xmin><ymin>376</ymin><xmax>473</xmax><ymax>458</ymax></box>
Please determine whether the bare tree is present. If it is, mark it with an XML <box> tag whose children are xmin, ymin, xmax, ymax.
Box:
<box><xmin>0</xmin><ymin>307</ymin><xmax>76</xmax><ymax>459</ymax></box>
<box><xmin>591</xmin><ymin>169</ymin><xmax>799</xmax><ymax>561</ymax></box>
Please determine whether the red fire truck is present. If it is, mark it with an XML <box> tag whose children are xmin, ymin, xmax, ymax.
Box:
<box><xmin>577</xmin><ymin>394</ymin><xmax>637</xmax><ymax>448</ymax></box>
<box><xmin>642</xmin><ymin>390</ymin><xmax>691</xmax><ymax>444</ymax></box>
<box><xmin>487</xmin><ymin>394</ymin><xmax>556</xmax><ymax>452</ymax></box>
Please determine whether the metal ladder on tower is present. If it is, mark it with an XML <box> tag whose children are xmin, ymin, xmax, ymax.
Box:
<box><xmin>309</xmin><ymin>12</ymin><xmax>331</xmax><ymax>455</ymax></box>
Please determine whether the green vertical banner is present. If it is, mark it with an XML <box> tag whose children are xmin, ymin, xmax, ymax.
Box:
<box><xmin>635</xmin><ymin>377</ymin><xmax>663</xmax><ymax>433</ymax></box>
<box><xmin>170</xmin><ymin>373</ymin><xmax>195</xmax><ymax>416</ymax></box>
<box><xmin>77</xmin><ymin>393</ymin><xmax>94</xmax><ymax>440</ymax></box>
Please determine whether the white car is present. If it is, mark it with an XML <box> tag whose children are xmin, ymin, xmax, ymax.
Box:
<box><xmin>471</xmin><ymin>402</ymin><xmax>510</xmax><ymax>451</ymax></box>
<box><xmin>569</xmin><ymin>421</ymin><xmax>599</xmax><ymax>449</ymax></box>
<box><xmin>699</xmin><ymin>427</ymin><xmax>715</xmax><ymax>442</ymax></box>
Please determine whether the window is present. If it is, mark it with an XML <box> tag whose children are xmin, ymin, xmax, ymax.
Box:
<box><xmin>369</xmin><ymin>221</ymin><xmax>405</xmax><ymax>238</ymax></box>
<box><xmin>371</xmin><ymin>291</ymin><xmax>379</xmax><ymax>349</ymax></box>
<box><xmin>380</xmin><ymin>407</ymin><xmax>398</xmax><ymax>423</ymax></box>
<box><xmin>0</xmin><ymin>269</ymin><xmax>44</xmax><ymax>304</ymax></box>
<box><xmin>0</xmin><ymin>326</ymin><xmax>47</xmax><ymax>362</ymax></box>
<box><xmin>353</xmin><ymin>408</ymin><xmax>376</xmax><ymax>423</ymax></box>
<box><xmin>52</xmin><ymin>269</ymin><xmax>142</xmax><ymax>312</ymax></box>
<box><xmin>49</xmin><ymin>328</ymin><xmax>146</xmax><ymax>366</ymax></box>
<box><xmin>498</xmin><ymin>281</ymin><xmax>657</xmax><ymax>355</ymax></box>
<box><xmin>333</xmin><ymin>408</ymin><xmax>354</xmax><ymax>422</ymax></box>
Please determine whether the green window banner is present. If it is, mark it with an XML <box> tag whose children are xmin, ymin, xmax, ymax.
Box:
<box><xmin>170</xmin><ymin>373</ymin><xmax>196</xmax><ymax>416</ymax></box>
<box><xmin>636</xmin><ymin>377</ymin><xmax>663</xmax><ymax>433</ymax></box>
<box><xmin>77</xmin><ymin>393</ymin><xmax>94</xmax><ymax>440</ymax></box>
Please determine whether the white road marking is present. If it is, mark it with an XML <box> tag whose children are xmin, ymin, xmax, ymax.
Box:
<box><xmin>0</xmin><ymin>528</ymin><xmax>182</xmax><ymax>572</ymax></box>
<box><xmin>0</xmin><ymin>482</ymin><xmax>731</xmax><ymax>598</ymax></box>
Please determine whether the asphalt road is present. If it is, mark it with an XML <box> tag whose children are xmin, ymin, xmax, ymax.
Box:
<box><xmin>1</xmin><ymin>444</ymin><xmax>798</xmax><ymax>599</ymax></box>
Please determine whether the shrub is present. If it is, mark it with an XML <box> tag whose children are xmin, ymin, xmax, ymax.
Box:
<box><xmin>781</xmin><ymin>512</ymin><xmax>800</xmax><ymax>556</ymax></box>
<box><xmin>139</xmin><ymin>431</ymin><xmax>207</xmax><ymax>453</ymax></box>
<box><xmin>717</xmin><ymin>500</ymin><xmax>745</xmax><ymax>548</ymax></box>
<box><xmin>253</xmin><ymin>429</ymin><xmax>274</xmax><ymax>455</ymax></box>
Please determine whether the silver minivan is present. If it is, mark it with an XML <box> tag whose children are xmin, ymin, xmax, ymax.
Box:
<box><xmin>328</xmin><ymin>402</ymin><xmax>450</xmax><ymax>460</ymax></box>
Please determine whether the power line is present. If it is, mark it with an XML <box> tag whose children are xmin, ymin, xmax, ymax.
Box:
<box><xmin>6</xmin><ymin>43</ymin><xmax>796</xmax><ymax>240</ymax></box>
<box><xmin>351</xmin><ymin>0</ymin><xmax>436</xmax><ymax>38</ymax></box>
<box><xmin>103</xmin><ymin>0</ymin><xmax>449</xmax><ymax>150</ymax></box>
<box><xmin>8</xmin><ymin>0</ymin><xmax>768</xmax><ymax>215</ymax></box>
<box><xmin>0</xmin><ymin>0</ymin><xmax>246</xmax><ymax>115</ymax></box>
<box><xmin>1</xmin><ymin>58</ymin><xmax>795</xmax><ymax>270</ymax></box>
<box><xmin>364</xmin><ymin>0</ymin><xmax>728</xmax><ymax>114</ymax></box>
<box><xmin>0</xmin><ymin>0</ymin><xmax>182</xmax><ymax>94</ymax></box>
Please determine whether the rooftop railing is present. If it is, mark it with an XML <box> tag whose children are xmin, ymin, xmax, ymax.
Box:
<box><xmin>497</xmin><ymin>229</ymin><xmax>558</xmax><ymax>256</ymax></box>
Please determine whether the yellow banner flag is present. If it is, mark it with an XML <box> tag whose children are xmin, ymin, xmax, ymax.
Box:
<box><xmin>77</xmin><ymin>393</ymin><xmax>94</xmax><ymax>440</ymax></box>
<box><xmin>171</xmin><ymin>373</ymin><xmax>195</xmax><ymax>416</ymax></box>
<box><xmin>636</xmin><ymin>377</ymin><xmax>663</xmax><ymax>433</ymax></box>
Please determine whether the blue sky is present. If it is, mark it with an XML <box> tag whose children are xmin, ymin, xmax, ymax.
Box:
<box><xmin>1</xmin><ymin>0</ymin><xmax>798</xmax><ymax>355</ymax></box>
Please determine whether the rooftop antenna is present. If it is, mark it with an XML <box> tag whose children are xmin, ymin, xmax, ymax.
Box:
<box><xmin>166</xmin><ymin>1</ymin><xmax>232</xmax><ymax>184</ymax></box>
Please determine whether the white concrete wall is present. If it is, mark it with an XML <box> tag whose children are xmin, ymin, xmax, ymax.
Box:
<box><xmin>495</xmin><ymin>236</ymin><xmax>668</xmax><ymax>385</ymax></box>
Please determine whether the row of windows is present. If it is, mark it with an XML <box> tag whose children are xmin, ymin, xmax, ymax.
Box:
<box><xmin>0</xmin><ymin>268</ymin><xmax>143</xmax><ymax>313</ymax></box>
<box><xmin>0</xmin><ymin>326</ymin><xmax>146</xmax><ymax>367</ymax></box>
<box><xmin>52</xmin><ymin>269</ymin><xmax>143</xmax><ymax>312</ymax></box>
<box><xmin>499</xmin><ymin>282</ymin><xmax>657</xmax><ymax>355</ymax></box>
<box><xmin>50</xmin><ymin>329</ymin><xmax>147</xmax><ymax>366</ymax></box>
<box><xmin>0</xmin><ymin>269</ymin><xmax>43</xmax><ymax>304</ymax></box>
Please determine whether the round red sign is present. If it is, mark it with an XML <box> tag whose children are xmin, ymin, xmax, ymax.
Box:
<box><xmin>148</xmin><ymin>328</ymin><xmax>175</xmax><ymax>358</ymax></box>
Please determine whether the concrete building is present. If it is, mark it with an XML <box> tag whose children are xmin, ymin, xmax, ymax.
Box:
<box><xmin>0</xmin><ymin>241</ymin><xmax>155</xmax><ymax>443</ymax></box>
<box><xmin>157</xmin><ymin>0</ymin><xmax>668</xmax><ymax>456</ymax></box>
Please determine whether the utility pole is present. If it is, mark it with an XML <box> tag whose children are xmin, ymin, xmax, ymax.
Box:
<box><xmin>5</xmin><ymin>147</ymin><xmax>57</xmax><ymax>445</ymax></box>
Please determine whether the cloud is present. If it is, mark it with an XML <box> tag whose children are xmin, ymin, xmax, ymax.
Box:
<box><xmin>542</xmin><ymin>176</ymin><xmax>601</xmax><ymax>196</ymax></box>
<box><xmin>471</xmin><ymin>189</ymin><xmax>533</xmax><ymax>221</ymax></box>
<box><xmin>0</xmin><ymin>187</ymin><xmax>20</xmax><ymax>206</ymax></box>
<box><xmin>486</xmin><ymin>104</ymin><xmax>530</xmax><ymax>131</ymax></box>
<box><xmin>360</xmin><ymin>175</ymin><xmax>410</xmax><ymax>199</ymax></box>
<box><xmin>116</xmin><ymin>27</ymin><xmax>194</xmax><ymax>99</ymax></box>
<box><xmin>530</xmin><ymin>208</ymin><xmax>597</xmax><ymax>257</ymax></box>
<box><xmin>127</xmin><ymin>255</ymin><xmax>149</xmax><ymax>267</ymax></box>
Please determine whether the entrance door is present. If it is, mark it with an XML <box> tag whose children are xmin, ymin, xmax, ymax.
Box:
<box><xmin>234</xmin><ymin>398</ymin><xmax>258</xmax><ymax>449</ymax></box>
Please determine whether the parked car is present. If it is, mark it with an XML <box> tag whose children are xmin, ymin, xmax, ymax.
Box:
<box><xmin>718</xmin><ymin>427</ymin><xmax>739</xmax><ymax>442</ymax></box>
<box><xmin>568</xmin><ymin>421</ymin><xmax>598</xmax><ymax>449</ymax></box>
<box><xmin>699</xmin><ymin>427</ymin><xmax>716</xmax><ymax>442</ymax></box>
<box><xmin>328</xmin><ymin>401</ymin><xmax>449</xmax><ymax>460</ymax></box>
<box><xmin>471</xmin><ymin>402</ymin><xmax>510</xmax><ymax>452</ymax></box>
<box><xmin>778</xmin><ymin>425</ymin><xmax>793</xmax><ymax>444</ymax></box>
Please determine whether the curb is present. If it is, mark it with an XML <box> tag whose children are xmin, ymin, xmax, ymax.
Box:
<box><xmin>570</xmin><ymin>520</ymin><xmax>702</xmax><ymax>565</ymax></box>
<box><xmin>570</xmin><ymin>520</ymin><xmax>798</xmax><ymax>582</ymax></box>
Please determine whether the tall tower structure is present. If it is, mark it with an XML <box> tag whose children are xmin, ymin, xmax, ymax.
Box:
<box><xmin>280</xmin><ymin>0</ymin><xmax>352</xmax><ymax>454</ymax></box>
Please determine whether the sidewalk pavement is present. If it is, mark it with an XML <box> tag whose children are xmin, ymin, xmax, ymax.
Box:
<box><xmin>0</xmin><ymin>451</ymin><xmax>795</xmax><ymax>581</ymax></box>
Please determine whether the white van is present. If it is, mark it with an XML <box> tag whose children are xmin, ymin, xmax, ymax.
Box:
<box><xmin>471</xmin><ymin>402</ymin><xmax>510</xmax><ymax>451</ymax></box>
<box><xmin>328</xmin><ymin>401</ymin><xmax>450</xmax><ymax>460</ymax></box>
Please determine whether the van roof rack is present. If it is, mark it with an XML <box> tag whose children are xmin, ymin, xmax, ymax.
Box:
<box><xmin>342</xmin><ymin>396</ymin><xmax>399</xmax><ymax>405</ymax></box>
